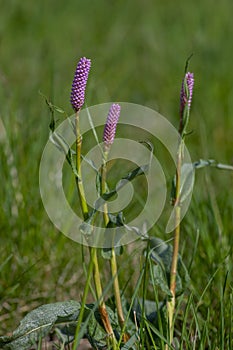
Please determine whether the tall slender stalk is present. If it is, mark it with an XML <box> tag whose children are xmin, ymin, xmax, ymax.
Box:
<box><xmin>75</xmin><ymin>112</ymin><xmax>89</xmax><ymax>220</ymax></box>
<box><xmin>92</xmin><ymin>247</ymin><xmax>117</xmax><ymax>347</ymax></box>
<box><xmin>101</xmin><ymin>153</ymin><xmax>126</xmax><ymax>331</ymax></box>
<box><xmin>72</xmin><ymin>249</ymin><xmax>94</xmax><ymax>349</ymax></box>
<box><xmin>101</xmin><ymin>103</ymin><xmax>124</xmax><ymax>339</ymax></box>
<box><xmin>167</xmin><ymin>70</ymin><xmax>194</xmax><ymax>344</ymax></box>
<box><xmin>73</xmin><ymin>112</ymin><xmax>116</xmax><ymax>350</ymax></box>
<box><xmin>70</xmin><ymin>57</ymin><xmax>116</xmax><ymax>348</ymax></box>
<box><xmin>167</xmin><ymin>141</ymin><xmax>183</xmax><ymax>343</ymax></box>
<box><xmin>72</xmin><ymin>111</ymin><xmax>92</xmax><ymax>350</ymax></box>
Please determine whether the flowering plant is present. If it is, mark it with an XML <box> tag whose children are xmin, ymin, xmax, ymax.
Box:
<box><xmin>1</xmin><ymin>57</ymin><xmax>232</xmax><ymax>350</ymax></box>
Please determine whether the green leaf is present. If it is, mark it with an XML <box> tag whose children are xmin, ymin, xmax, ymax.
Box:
<box><xmin>81</xmin><ymin>155</ymin><xmax>99</xmax><ymax>172</ymax></box>
<box><xmin>39</xmin><ymin>91</ymin><xmax>66</xmax><ymax>115</ymax></box>
<box><xmin>49</xmin><ymin>132</ymin><xmax>79</xmax><ymax>178</ymax></box>
<box><xmin>0</xmin><ymin>301</ymin><xmax>81</xmax><ymax>350</ymax></box>
<box><xmin>121</xmin><ymin>333</ymin><xmax>138</xmax><ymax>350</ymax></box>
<box><xmin>130</xmin><ymin>298</ymin><xmax>168</xmax><ymax>346</ymax></box>
<box><xmin>79</xmin><ymin>210</ymin><xmax>97</xmax><ymax>236</ymax></box>
<box><xmin>98</xmin><ymin>164</ymin><xmax>149</xmax><ymax>205</ymax></box>
<box><xmin>96</xmin><ymin>172</ymin><xmax>110</xmax><ymax>197</ymax></box>
<box><xmin>149</xmin><ymin>238</ymin><xmax>190</xmax><ymax>296</ymax></box>
<box><xmin>172</xmin><ymin>163</ymin><xmax>195</xmax><ymax>205</ymax></box>
<box><xmin>122</xmin><ymin>164</ymin><xmax>149</xmax><ymax>182</ymax></box>
<box><xmin>92</xmin><ymin>164</ymin><xmax>148</xmax><ymax>217</ymax></box>
<box><xmin>106</xmin><ymin>295</ymin><xmax>136</xmax><ymax>336</ymax></box>
<box><xmin>50</xmin><ymin>131</ymin><xmax>69</xmax><ymax>154</ymax></box>
<box><xmin>80</xmin><ymin>162</ymin><xmax>149</xmax><ymax>242</ymax></box>
<box><xmin>108</xmin><ymin>212</ymin><xmax>125</xmax><ymax>226</ymax></box>
<box><xmin>132</xmin><ymin>298</ymin><xmax>164</xmax><ymax>323</ymax></box>
<box><xmin>67</xmin><ymin>148</ymin><xmax>79</xmax><ymax>178</ymax></box>
<box><xmin>124</xmin><ymin>223</ymin><xmax>149</xmax><ymax>240</ymax></box>
<box><xmin>193</xmin><ymin>158</ymin><xmax>233</xmax><ymax>171</ymax></box>
<box><xmin>54</xmin><ymin>303</ymin><xmax>120</xmax><ymax>349</ymax></box>
<box><xmin>101</xmin><ymin>247</ymin><xmax>112</xmax><ymax>259</ymax></box>
<box><xmin>172</xmin><ymin>159</ymin><xmax>233</xmax><ymax>205</ymax></box>
<box><xmin>101</xmin><ymin>213</ymin><xmax>125</xmax><ymax>257</ymax></box>
<box><xmin>54</xmin><ymin>323</ymin><xmax>77</xmax><ymax>345</ymax></box>
<box><xmin>152</xmin><ymin>264</ymin><xmax>172</xmax><ymax>297</ymax></box>
<box><xmin>115</xmin><ymin>245</ymin><xmax>124</xmax><ymax>256</ymax></box>
<box><xmin>84</xmin><ymin>303</ymin><xmax>120</xmax><ymax>348</ymax></box>
<box><xmin>194</xmin><ymin>158</ymin><xmax>215</xmax><ymax>169</ymax></box>
<box><xmin>168</xmin><ymin>163</ymin><xmax>195</xmax><ymax>232</ymax></box>
<box><xmin>39</xmin><ymin>91</ymin><xmax>66</xmax><ymax>132</ymax></box>
<box><xmin>0</xmin><ymin>301</ymin><xmax>124</xmax><ymax>350</ymax></box>
<box><xmin>101</xmin><ymin>245</ymin><xmax>124</xmax><ymax>260</ymax></box>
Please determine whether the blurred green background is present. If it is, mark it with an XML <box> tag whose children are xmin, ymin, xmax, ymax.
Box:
<box><xmin>0</xmin><ymin>0</ymin><xmax>232</xmax><ymax>334</ymax></box>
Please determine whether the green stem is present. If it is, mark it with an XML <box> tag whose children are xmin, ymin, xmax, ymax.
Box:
<box><xmin>72</xmin><ymin>253</ymin><xmax>94</xmax><ymax>350</ymax></box>
<box><xmin>101</xmin><ymin>152</ymin><xmax>126</xmax><ymax>333</ymax></box>
<box><xmin>101</xmin><ymin>154</ymin><xmax>109</xmax><ymax>225</ymax></box>
<box><xmin>167</xmin><ymin>141</ymin><xmax>183</xmax><ymax>344</ymax></box>
<box><xmin>74</xmin><ymin>113</ymin><xmax>115</xmax><ymax>348</ymax></box>
<box><xmin>92</xmin><ymin>247</ymin><xmax>104</xmax><ymax>305</ymax></box>
<box><xmin>75</xmin><ymin>112</ymin><xmax>88</xmax><ymax>220</ymax></box>
<box><xmin>73</xmin><ymin>112</ymin><xmax>93</xmax><ymax>350</ymax></box>
<box><xmin>92</xmin><ymin>247</ymin><xmax>117</xmax><ymax>349</ymax></box>
<box><xmin>111</xmin><ymin>249</ymin><xmax>125</xmax><ymax>329</ymax></box>
<box><xmin>73</xmin><ymin>111</ymin><xmax>91</xmax><ymax>350</ymax></box>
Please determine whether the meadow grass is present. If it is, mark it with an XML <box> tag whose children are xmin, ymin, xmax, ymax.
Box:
<box><xmin>0</xmin><ymin>0</ymin><xmax>232</xmax><ymax>348</ymax></box>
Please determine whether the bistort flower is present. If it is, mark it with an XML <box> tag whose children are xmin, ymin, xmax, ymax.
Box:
<box><xmin>103</xmin><ymin>104</ymin><xmax>121</xmax><ymax>148</ymax></box>
<box><xmin>70</xmin><ymin>57</ymin><xmax>91</xmax><ymax>112</ymax></box>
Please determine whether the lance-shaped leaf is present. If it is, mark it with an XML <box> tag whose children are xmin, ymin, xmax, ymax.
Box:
<box><xmin>80</xmin><ymin>163</ymin><xmax>149</xmax><ymax>242</ymax></box>
<box><xmin>149</xmin><ymin>238</ymin><xmax>190</xmax><ymax>297</ymax></box>
<box><xmin>193</xmin><ymin>158</ymin><xmax>233</xmax><ymax>171</ymax></box>
<box><xmin>0</xmin><ymin>301</ymin><xmax>81</xmax><ymax>350</ymax></box>
<box><xmin>49</xmin><ymin>132</ymin><xmax>79</xmax><ymax>178</ymax></box>
<box><xmin>167</xmin><ymin>162</ymin><xmax>195</xmax><ymax>232</ymax></box>
<box><xmin>39</xmin><ymin>91</ymin><xmax>66</xmax><ymax>132</ymax></box>
<box><xmin>0</xmin><ymin>301</ymin><xmax>123</xmax><ymax>350</ymax></box>
<box><xmin>171</xmin><ymin>162</ymin><xmax>195</xmax><ymax>205</ymax></box>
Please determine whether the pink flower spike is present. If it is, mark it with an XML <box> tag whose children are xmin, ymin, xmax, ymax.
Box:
<box><xmin>70</xmin><ymin>57</ymin><xmax>91</xmax><ymax>112</ymax></box>
<box><xmin>103</xmin><ymin>104</ymin><xmax>121</xmax><ymax>148</ymax></box>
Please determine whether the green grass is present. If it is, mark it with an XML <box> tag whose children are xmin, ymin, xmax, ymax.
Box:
<box><xmin>0</xmin><ymin>0</ymin><xmax>232</xmax><ymax>348</ymax></box>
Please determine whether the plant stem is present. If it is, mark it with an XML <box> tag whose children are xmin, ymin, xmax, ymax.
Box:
<box><xmin>72</xmin><ymin>253</ymin><xmax>94</xmax><ymax>350</ymax></box>
<box><xmin>167</xmin><ymin>140</ymin><xmax>183</xmax><ymax>344</ymax></box>
<box><xmin>101</xmin><ymin>153</ymin><xmax>126</xmax><ymax>332</ymax></box>
<box><xmin>73</xmin><ymin>111</ymin><xmax>92</xmax><ymax>350</ymax></box>
<box><xmin>111</xmin><ymin>249</ymin><xmax>125</xmax><ymax>329</ymax></box>
<box><xmin>101</xmin><ymin>154</ymin><xmax>109</xmax><ymax>226</ymax></box>
<box><xmin>92</xmin><ymin>248</ymin><xmax>115</xmax><ymax>336</ymax></box>
<box><xmin>75</xmin><ymin>112</ymin><xmax>89</xmax><ymax>220</ymax></box>
<box><xmin>72</xmin><ymin>112</ymin><xmax>91</xmax><ymax>350</ymax></box>
<box><xmin>74</xmin><ymin>113</ymin><xmax>116</xmax><ymax>349</ymax></box>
